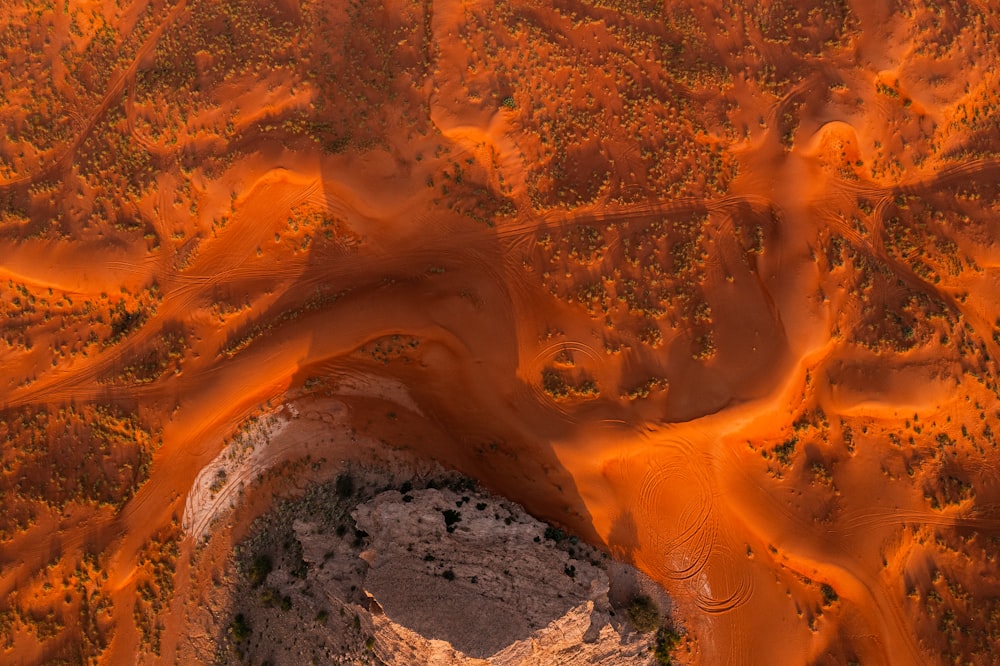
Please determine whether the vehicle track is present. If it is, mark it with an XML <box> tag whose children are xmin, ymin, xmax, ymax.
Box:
<box><xmin>633</xmin><ymin>438</ymin><xmax>719</xmax><ymax>587</ymax></box>
<box><xmin>692</xmin><ymin>540</ymin><xmax>756</xmax><ymax>615</ymax></box>
<box><xmin>0</xmin><ymin>0</ymin><xmax>192</xmax><ymax>193</ymax></box>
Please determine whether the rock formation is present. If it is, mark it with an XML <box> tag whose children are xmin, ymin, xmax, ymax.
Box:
<box><xmin>213</xmin><ymin>477</ymin><xmax>671</xmax><ymax>665</ymax></box>
<box><xmin>347</xmin><ymin>488</ymin><xmax>655</xmax><ymax>664</ymax></box>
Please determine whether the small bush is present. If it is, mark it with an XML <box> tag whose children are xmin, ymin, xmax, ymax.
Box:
<box><xmin>544</xmin><ymin>526</ymin><xmax>566</xmax><ymax>542</ymax></box>
<box><xmin>335</xmin><ymin>473</ymin><xmax>355</xmax><ymax>498</ymax></box>
<box><xmin>653</xmin><ymin>626</ymin><xmax>682</xmax><ymax>664</ymax></box>
<box><xmin>627</xmin><ymin>595</ymin><xmax>661</xmax><ymax>633</ymax></box>
<box><xmin>229</xmin><ymin>613</ymin><xmax>251</xmax><ymax>643</ymax></box>
<box><xmin>442</xmin><ymin>509</ymin><xmax>462</xmax><ymax>532</ymax></box>
<box><xmin>249</xmin><ymin>554</ymin><xmax>272</xmax><ymax>587</ymax></box>
<box><xmin>260</xmin><ymin>587</ymin><xmax>277</xmax><ymax>607</ymax></box>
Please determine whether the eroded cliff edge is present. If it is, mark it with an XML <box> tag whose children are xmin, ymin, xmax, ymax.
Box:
<box><xmin>190</xmin><ymin>471</ymin><xmax>682</xmax><ymax>665</ymax></box>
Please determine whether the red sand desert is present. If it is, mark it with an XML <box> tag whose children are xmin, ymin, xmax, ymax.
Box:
<box><xmin>2</xmin><ymin>0</ymin><xmax>1000</xmax><ymax>663</ymax></box>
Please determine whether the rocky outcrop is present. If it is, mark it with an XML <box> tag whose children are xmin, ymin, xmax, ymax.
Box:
<box><xmin>218</xmin><ymin>476</ymin><xmax>665</xmax><ymax>665</ymax></box>
<box><xmin>336</xmin><ymin>488</ymin><xmax>653</xmax><ymax>664</ymax></box>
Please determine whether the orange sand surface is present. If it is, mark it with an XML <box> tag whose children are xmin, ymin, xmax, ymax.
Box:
<box><xmin>2</xmin><ymin>0</ymin><xmax>1000</xmax><ymax>663</ymax></box>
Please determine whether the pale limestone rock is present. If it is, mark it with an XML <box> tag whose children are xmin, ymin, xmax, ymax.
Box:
<box><xmin>339</xmin><ymin>488</ymin><xmax>656</xmax><ymax>665</ymax></box>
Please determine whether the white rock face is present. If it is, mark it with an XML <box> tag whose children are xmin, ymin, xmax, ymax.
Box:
<box><xmin>183</xmin><ymin>406</ymin><xmax>297</xmax><ymax>540</ymax></box>
<box><xmin>340</xmin><ymin>488</ymin><xmax>655</xmax><ymax>665</ymax></box>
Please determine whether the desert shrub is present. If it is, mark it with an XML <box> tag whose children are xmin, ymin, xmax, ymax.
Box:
<box><xmin>249</xmin><ymin>554</ymin><xmax>273</xmax><ymax>587</ymax></box>
<box><xmin>627</xmin><ymin>595</ymin><xmax>661</xmax><ymax>633</ymax></box>
<box><xmin>442</xmin><ymin>509</ymin><xmax>462</xmax><ymax>532</ymax></box>
<box><xmin>544</xmin><ymin>526</ymin><xmax>566</xmax><ymax>542</ymax></box>
<box><xmin>773</xmin><ymin>437</ymin><xmax>798</xmax><ymax>466</ymax></box>
<box><xmin>260</xmin><ymin>587</ymin><xmax>277</xmax><ymax>607</ymax></box>
<box><xmin>229</xmin><ymin>614</ymin><xmax>251</xmax><ymax>643</ymax></box>
<box><xmin>541</xmin><ymin>369</ymin><xmax>570</xmax><ymax>398</ymax></box>
<box><xmin>653</xmin><ymin>626</ymin><xmax>682</xmax><ymax>664</ymax></box>
<box><xmin>335</xmin><ymin>473</ymin><xmax>355</xmax><ymax>498</ymax></box>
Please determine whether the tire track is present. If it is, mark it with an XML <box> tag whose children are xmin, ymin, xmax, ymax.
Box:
<box><xmin>0</xmin><ymin>0</ymin><xmax>191</xmax><ymax>193</ymax></box>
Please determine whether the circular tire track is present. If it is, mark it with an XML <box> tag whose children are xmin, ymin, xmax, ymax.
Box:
<box><xmin>519</xmin><ymin>340</ymin><xmax>606</xmax><ymax>421</ymax></box>
<box><xmin>692</xmin><ymin>539</ymin><xmax>756</xmax><ymax>615</ymax></box>
<box><xmin>632</xmin><ymin>439</ymin><xmax>719</xmax><ymax>585</ymax></box>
